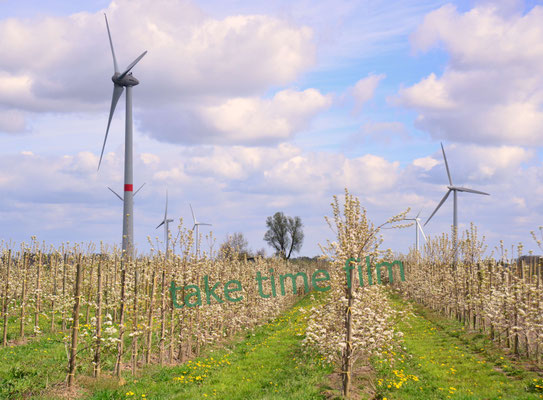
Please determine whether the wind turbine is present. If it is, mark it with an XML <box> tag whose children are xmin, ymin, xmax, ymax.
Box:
<box><xmin>98</xmin><ymin>14</ymin><xmax>147</xmax><ymax>258</ymax></box>
<box><xmin>156</xmin><ymin>190</ymin><xmax>174</xmax><ymax>260</ymax></box>
<box><xmin>424</xmin><ymin>142</ymin><xmax>490</xmax><ymax>262</ymax></box>
<box><xmin>189</xmin><ymin>204</ymin><xmax>211</xmax><ymax>258</ymax></box>
<box><xmin>403</xmin><ymin>210</ymin><xmax>427</xmax><ymax>253</ymax></box>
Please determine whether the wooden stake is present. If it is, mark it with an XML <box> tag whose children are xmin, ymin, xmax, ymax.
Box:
<box><xmin>19</xmin><ymin>252</ymin><xmax>28</xmax><ymax>339</ymax></box>
<box><xmin>67</xmin><ymin>255</ymin><xmax>83</xmax><ymax>387</ymax></box>
<box><xmin>145</xmin><ymin>267</ymin><xmax>156</xmax><ymax>365</ymax></box>
<box><xmin>115</xmin><ymin>257</ymin><xmax>127</xmax><ymax>377</ymax></box>
<box><xmin>2</xmin><ymin>250</ymin><xmax>11</xmax><ymax>346</ymax></box>
<box><xmin>93</xmin><ymin>256</ymin><xmax>103</xmax><ymax>378</ymax></box>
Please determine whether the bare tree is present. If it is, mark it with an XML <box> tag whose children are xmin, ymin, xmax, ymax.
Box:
<box><xmin>263</xmin><ymin>212</ymin><xmax>304</xmax><ymax>259</ymax></box>
<box><xmin>220</xmin><ymin>232</ymin><xmax>251</xmax><ymax>259</ymax></box>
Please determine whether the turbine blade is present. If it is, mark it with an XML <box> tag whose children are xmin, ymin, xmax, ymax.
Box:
<box><xmin>104</xmin><ymin>14</ymin><xmax>119</xmax><ymax>73</ymax></box>
<box><xmin>189</xmin><ymin>204</ymin><xmax>196</xmax><ymax>224</ymax></box>
<box><xmin>119</xmin><ymin>51</ymin><xmax>147</xmax><ymax>80</ymax></box>
<box><xmin>417</xmin><ymin>220</ymin><xmax>428</xmax><ymax>242</ymax></box>
<box><xmin>133</xmin><ymin>182</ymin><xmax>146</xmax><ymax>196</ymax></box>
<box><xmin>424</xmin><ymin>189</ymin><xmax>451</xmax><ymax>226</ymax></box>
<box><xmin>98</xmin><ymin>84</ymin><xmax>124</xmax><ymax>170</ymax></box>
<box><xmin>416</xmin><ymin>209</ymin><xmax>422</xmax><ymax>219</ymax></box>
<box><xmin>199</xmin><ymin>223</ymin><xmax>212</xmax><ymax>226</ymax></box>
<box><xmin>107</xmin><ymin>186</ymin><xmax>123</xmax><ymax>201</ymax></box>
<box><xmin>156</xmin><ymin>220</ymin><xmax>165</xmax><ymax>229</ymax></box>
<box><xmin>441</xmin><ymin>142</ymin><xmax>453</xmax><ymax>186</ymax></box>
<box><xmin>455</xmin><ymin>186</ymin><xmax>490</xmax><ymax>196</ymax></box>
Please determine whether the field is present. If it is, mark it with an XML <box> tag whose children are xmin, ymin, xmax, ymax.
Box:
<box><xmin>1</xmin><ymin>192</ymin><xmax>542</xmax><ymax>399</ymax></box>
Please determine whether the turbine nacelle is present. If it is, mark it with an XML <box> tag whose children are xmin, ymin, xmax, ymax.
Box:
<box><xmin>112</xmin><ymin>72</ymin><xmax>139</xmax><ymax>87</ymax></box>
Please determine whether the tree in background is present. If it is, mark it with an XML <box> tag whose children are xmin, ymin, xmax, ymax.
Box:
<box><xmin>219</xmin><ymin>232</ymin><xmax>251</xmax><ymax>260</ymax></box>
<box><xmin>263</xmin><ymin>212</ymin><xmax>304</xmax><ymax>259</ymax></box>
<box><xmin>255</xmin><ymin>248</ymin><xmax>266</xmax><ymax>258</ymax></box>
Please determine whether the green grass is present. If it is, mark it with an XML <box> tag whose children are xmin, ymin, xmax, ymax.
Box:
<box><xmin>0</xmin><ymin>296</ymin><xmax>332</xmax><ymax>399</ymax></box>
<box><xmin>0</xmin><ymin>332</ymin><xmax>68</xmax><ymax>399</ymax></box>
<box><xmin>84</xmin><ymin>294</ymin><xmax>332</xmax><ymax>400</ymax></box>
<box><xmin>372</xmin><ymin>294</ymin><xmax>543</xmax><ymax>400</ymax></box>
<box><xmin>4</xmin><ymin>291</ymin><xmax>543</xmax><ymax>399</ymax></box>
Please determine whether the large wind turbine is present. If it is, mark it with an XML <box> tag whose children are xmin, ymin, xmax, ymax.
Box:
<box><xmin>190</xmin><ymin>204</ymin><xmax>211</xmax><ymax>258</ymax></box>
<box><xmin>156</xmin><ymin>191</ymin><xmax>174</xmax><ymax>260</ymax></box>
<box><xmin>404</xmin><ymin>210</ymin><xmax>427</xmax><ymax>253</ymax></box>
<box><xmin>98</xmin><ymin>14</ymin><xmax>147</xmax><ymax>258</ymax></box>
<box><xmin>424</xmin><ymin>143</ymin><xmax>490</xmax><ymax>261</ymax></box>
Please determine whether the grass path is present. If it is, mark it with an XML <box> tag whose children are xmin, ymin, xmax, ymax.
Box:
<box><xmin>85</xmin><ymin>294</ymin><xmax>332</xmax><ymax>400</ymax></box>
<box><xmin>373</xmin><ymin>295</ymin><xmax>543</xmax><ymax>400</ymax></box>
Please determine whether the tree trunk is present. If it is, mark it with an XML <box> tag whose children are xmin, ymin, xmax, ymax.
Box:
<box><xmin>342</xmin><ymin>261</ymin><xmax>354</xmax><ymax>398</ymax></box>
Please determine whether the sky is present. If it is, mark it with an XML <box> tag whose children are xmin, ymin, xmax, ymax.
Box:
<box><xmin>1</xmin><ymin>0</ymin><xmax>542</xmax><ymax>258</ymax></box>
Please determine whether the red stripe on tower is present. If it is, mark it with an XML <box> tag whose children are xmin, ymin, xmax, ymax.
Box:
<box><xmin>124</xmin><ymin>184</ymin><xmax>133</xmax><ymax>192</ymax></box>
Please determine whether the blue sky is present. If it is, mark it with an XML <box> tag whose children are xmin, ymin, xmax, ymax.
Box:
<box><xmin>1</xmin><ymin>0</ymin><xmax>542</xmax><ymax>258</ymax></box>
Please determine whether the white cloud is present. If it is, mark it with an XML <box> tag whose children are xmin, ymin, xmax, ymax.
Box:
<box><xmin>0</xmin><ymin>0</ymin><xmax>319</xmax><ymax>145</ymax></box>
<box><xmin>260</xmin><ymin>150</ymin><xmax>399</xmax><ymax>194</ymax></box>
<box><xmin>140</xmin><ymin>153</ymin><xmax>160</xmax><ymax>165</ymax></box>
<box><xmin>427</xmin><ymin>143</ymin><xmax>533</xmax><ymax>184</ymax></box>
<box><xmin>0</xmin><ymin>2</ymin><xmax>315</xmax><ymax>101</ymax></box>
<box><xmin>351</xmin><ymin>74</ymin><xmax>385</xmax><ymax>112</ymax></box>
<box><xmin>413</xmin><ymin>156</ymin><xmax>439</xmax><ymax>171</ymax></box>
<box><xmin>395</xmin><ymin>73</ymin><xmax>455</xmax><ymax>110</ymax></box>
<box><xmin>0</xmin><ymin>139</ymin><xmax>541</xmax><ymax>255</ymax></box>
<box><xmin>200</xmin><ymin>89</ymin><xmax>332</xmax><ymax>144</ymax></box>
<box><xmin>512</xmin><ymin>196</ymin><xmax>526</xmax><ymax>209</ymax></box>
<box><xmin>395</xmin><ymin>3</ymin><xmax>543</xmax><ymax>146</ymax></box>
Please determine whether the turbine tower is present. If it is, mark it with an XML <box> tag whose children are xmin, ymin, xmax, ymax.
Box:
<box><xmin>98</xmin><ymin>14</ymin><xmax>147</xmax><ymax>258</ymax></box>
<box><xmin>156</xmin><ymin>190</ymin><xmax>174</xmax><ymax>260</ymax></box>
<box><xmin>190</xmin><ymin>204</ymin><xmax>211</xmax><ymax>258</ymax></box>
<box><xmin>403</xmin><ymin>210</ymin><xmax>427</xmax><ymax>253</ymax></box>
<box><xmin>424</xmin><ymin>142</ymin><xmax>490</xmax><ymax>262</ymax></box>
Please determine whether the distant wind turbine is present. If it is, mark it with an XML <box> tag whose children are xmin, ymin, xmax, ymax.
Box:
<box><xmin>403</xmin><ymin>210</ymin><xmax>427</xmax><ymax>253</ymax></box>
<box><xmin>190</xmin><ymin>204</ymin><xmax>211</xmax><ymax>258</ymax></box>
<box><xmin>98</xmin><ymin>14</ymin><xmax>147</xmax><ymax>258</ymax></box>
<box><xmin>156</xmin><ymin>190</ymin><xmax>174</xmax><ymax>260</ymax></box>
<box><xmin>424</xmin><ymin>142</ymin><xmax>490</xmax><ymax>262</ymax></box>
